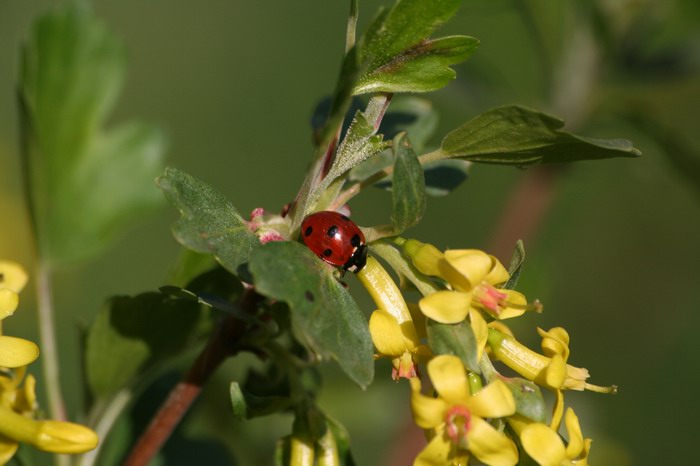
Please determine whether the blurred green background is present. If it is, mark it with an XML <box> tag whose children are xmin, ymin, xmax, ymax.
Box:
<box><xmin>1</xmin><ymin>1</ymin><xmax>699</xmax><ymax>465</ymax></box>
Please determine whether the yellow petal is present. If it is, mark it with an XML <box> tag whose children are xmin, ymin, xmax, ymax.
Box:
<box><xmin>483</xmin><ymin>255</ymin><xmax>510</xmax><ymax>286</ymax></box>
<box><xmin>539</xmin><ymin>327</ymin><xmax>570</xmax><ymax>360</ymax></box>
<box><xmin>427</xmin><ymin>355</ymin><xmax>470</xmax><ymax>404</ymax></box>
<box><xmin>0</xmin><ymin>262</ymin><xmax>28</xmax><ymax>293</ymax></box>
<box><xmin>410</xmin><ymin>378</ymin><xmax>448</xmax><ymax>429</ymax></box>
<box><xmin>33</xmin><ymin>420</ymin><xmax>99</xmax><ymax>453</ymax></box>
<box><xmin>0</xmin><ymin>336</ymin><xmax>40</xmax><ymax>368</ymax></box>
<box><xmin>419</xmin><ymin>291</ymin><xmax>471</xmax><ymax>324</ymax></box>
<box><xmin>468</xmin><ymin>416</ymin><xmax>518</xmax><ymax>466</ymax></box>
<box><xmin>369</xmin><ymin>311</ymin><xmax>409</xmax><ymax>357</ymax></box>
<box><xmin>564</xmin><ymin>408</ymin><xmax>585</xmax><ymax>459</ymax></box>
<box><xmin>0</xmin><ymin>435</ymin><xmax>19</xmax><ymax>466</ymax></box>
<box><xmin>520</xmin><ymin>423</ymin><xmax>566</xmax><ymax>466</ymax></box>
<box><xmin>542</xmin><ymin>354</ymin><xmax>567</xmax><ymax>389</ymax></box>
<box><xmin>442</xmin><ymin>250</ymin><xmax>492</xmax><ymax>291</ymax></box>
<box><xmin>14</xmin><ymin>374</ymin><xmax>38</xmax><ymax>414</ymax></box>
<box><xmin>550</xmin><ymin>389</ymin><xmax>564</xmax><ymax>431</ymax></box>
<box><xmin>0</xmin><ymin>290</ymin><xmax>19</xmax><ymax>320</ymax></box>
<box><xmin>413</xmin><ymin>426</ymin><xmax>451</xmax><ymax>466</ymax></box>
<box><xmin>467</xmin><ymin>379</ymin><xmax>516</xmax><ymax>419</ymax></box>
<box><xmin>495</xmin><ymin>290</ymin><xmax>527</xmax><ymax>320</ymax></box>
<box><xmin>469</xmin><ymin>309</ymin><xmax>488</xmax><ymax>362</ymax></box>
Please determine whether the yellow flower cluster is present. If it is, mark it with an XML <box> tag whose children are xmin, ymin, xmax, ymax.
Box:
<box><xmin>356</xmin><ymin>240</ymin><xmax>616</xmax><ymax>466</ymax></box>
<box><xmin>0</xmin><ymin>261</ymin><xmax>98</xmax><ymax>464</ymax></box>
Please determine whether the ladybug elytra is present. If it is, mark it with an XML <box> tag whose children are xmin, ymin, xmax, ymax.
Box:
<box><xmin>300</xmin><ymin>211</ymin><xmax>368</xmax><ymax>273</ymax></box>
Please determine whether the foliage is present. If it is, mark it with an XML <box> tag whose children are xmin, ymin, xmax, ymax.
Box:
<box><xmin>11</xmin><ymin>0</ymin><xmax>700</xmax><ymax>465</ymax></box>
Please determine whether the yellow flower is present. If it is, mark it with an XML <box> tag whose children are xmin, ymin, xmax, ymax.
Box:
<box><xmin>0</xmin><ymin>261</ymin><xmax>98</xmax><ymax>464</ymax></box>
<box><xmin>488</xmin><ymin>327</ymin><xmax>616</xmax><ymax>429</ymax></box>
<box><xmin>0</xmin><ymin>261</ymin><xmax>28</xmax><ymax>320</ymax></box>
<box><xmin>357</xmin><ymin>257</ymin><xmax>429</xmax><ymax>379</ymax></box>
<box><xmin>400</xmin><ymin>240</ymin><xmax>541</xmax><ymax>324</ymax></box>
<box><xmin>510</xmin><ymin>408</ymin><xmax>592</xmax><ymax>466</ymax></box>
<box><xmin>410</xmin><ymin>355</ymin><xmax>519</xmax><ymax>466</ymax></box>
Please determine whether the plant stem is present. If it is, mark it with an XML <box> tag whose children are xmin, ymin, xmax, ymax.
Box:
<box><xmin>120</xmin><ymin>293</ymin><xmax>252</xmax><ymax>466</ymax></box>
<box><xmin>77</xmin><ymin>390</ymin><xmax>133</xmax><ymax>466</ymax></box>
<box><xmin>346</xmin><ymin>0</ymin><xmax>359</xmax><ymax>54</ymax></box>
<box><xmin>36</xmin><ymin>262</ymin><xmax>71</xmax><ymax>466</ymax></box>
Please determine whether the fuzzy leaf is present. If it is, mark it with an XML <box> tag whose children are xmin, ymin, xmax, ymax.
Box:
<box><xmin>504</xmin><ymin>240</ymin><xmax>525</xmax><ymax>290</ymax></box>
<box><xmin>326</xmin><ymin>111</ymin><xmax>386</xmax><ymax>183</ymax></box>
<box><xmin>426</xmin><ymin>319</ymin><xmax>480</xmax><ymax>374</ymax></box>
<box><xmin>157</xmin><ymin>167</ymin><xmax>259</xmax><ymax>275</ymax></box>
<box><xmin>86</xmin><ymin>292</ymin><xmax>201</xmax><ymax>396</ymax></box>
<box><xmin>249</xmin><ymin>242</ymin><xmax>374</xmax><ymax>388</ymax></box>
<box><xmin>355</xmin><ymin>0</ymin><xmax>477</xmax><ymax>94</ymax></box>
<box><xmin>440</xmin><ymin>106</ymin><xmax>641</xmax><ymax>165</ymax></box>
<box><xmin>501</xmin><ymin>377</ymin><xmax>546</xmax><ymax>423</ymax></box>
<box><xmin>391</xmin><ymin>133</ymin><xmax>426</xmax><ymax>233</ymax></box>
<box><xmin>19</xmin><ymin>5</ymin><xmax>165</xmax><ymax>265</ymax></box>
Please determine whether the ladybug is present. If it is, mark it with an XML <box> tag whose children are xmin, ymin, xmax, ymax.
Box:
<box><xmin>301</xmin><ymin>211</ymin><xmax>368</xmax><ymax>273</ymax></box>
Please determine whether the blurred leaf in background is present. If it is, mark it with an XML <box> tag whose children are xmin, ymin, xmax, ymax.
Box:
<box><xmin>19</xmin><ymin>3</ymin><xmax>165</xmax><ymax>266</ymax></box>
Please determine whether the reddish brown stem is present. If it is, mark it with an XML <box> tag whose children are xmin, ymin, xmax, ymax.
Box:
<box><xmin>121</xmin><ymin>292</ymin><xmax>254</xmax><ymax>466</ymax></box>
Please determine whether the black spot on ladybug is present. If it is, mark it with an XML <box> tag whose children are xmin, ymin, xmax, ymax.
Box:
<box><xmin>340</xmin><ymin>214</ymin><xmax>350</xmax><ymax>221</ymax></box>
<box><xmin>351</xmin><ymin>234</ymin><xmax>361</xmax><ymax>247</ymax></box>
<box><xmin>304</xmin><ymin>226</ymin><xmax>313</xmax><ymax>236</ymax></box>
<box><xmin>323</xmin><ymin>249</ymin><xmax>333</xmax><ymax>257</ymax></box>
<box><xmin>305</xmin><ymin>290</ymin><xmax>315</xmax><ymax>302</ymax></box>
<box><xmin>327</xmin><ymin>225</ymin><xmax>338</xmax><ymax>238</ymax></box>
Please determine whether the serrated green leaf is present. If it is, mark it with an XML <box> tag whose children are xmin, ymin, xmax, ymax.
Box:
<box><xmin>504</xmin><ymin>240</ymin><xmax>525</xmax><ymax>290</ymax></box>
<box><xmin>157</xmin><ymin>167</ymin><xmax>259</xmax><ymax>275</ymax></box>
<box><xmin>439</xmin><ymin>105</ymin><xmax>641</xmax><ymax>166</ymax></box>
<box><xmin>326</xmin><ymin>111</ymin><xmax>386</xmax><ymax>184</ymax></box>
<box><xmin>355</xmin><ymin>36</ymin><xmax>479</xmax><ymax>94</ymax></box>
<box><xmin>392</xmin><ymin>133</ymin><xmax>426</xmax><ymax>233</ymax></box>
<box><xmin>355</xmin><ymin>0</ymin><xmax>477</xmax><ymax>94</ymax></box>
<box><xmin>86</xmin><ymin>292</ymin><xmax>201</xmax><ymax>396</ymax></box>
<box><xmin>426</xmin><ymin>319</ymin><xmax>480</xmax><ymax>374</ymax></box>
<box><xmin>249</xmin><ymin>242</ymin><xmax>374</xmax><ymax>388</ymax></box>
<box><xmin>19</xmin><ymin>5</ymin><xmax>165</xmax><ymax>265</ymax></box>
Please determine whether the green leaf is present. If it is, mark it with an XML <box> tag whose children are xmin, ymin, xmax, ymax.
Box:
<box><xmin>327</xmin><ymin>417</ymin><xmax>357</xmax><ymax>466</ymax></box>
<box><xmin>501</xmin><ymin>377</ymin><xmax>546</xmax><ymax>423</ymax></box>
<box><xmin>325</xmin><ymin>111</ymin><xmax>387</xmax><ymax>185</ymax></box>
<box><xmin>86</xmin><ymin>291</ymin><xmax>201</xmax><ymax>396</ymax></box>
<box><xmin>391</xmin><ymin>133</ymin><xmax>426</xmax><ymax>233</ymax></box>
<box><xmin>19</xmin><ymin>5</ymin><xmax>165</xmax><ymax>265</ymax></box>
<box><xmin>355</xmin><ymin>0</ymin><xmax>478</xmax><ymax>94</ymax></box>
<box><xmin>426</xmin><ymin>319</ymin><xmax>480</xmax><ymax>374</ymax></box>
<box><xmin>249</xmin><ymin>242</ymin><xmax>374</xmax><ymax>388</ymax></box>
<box><xmin>157</xmin><ymin>167</ymin><xmax>259</xmax><ymax>275</ymax></box>
<box><xmin>439</xmin><ymin>106</ymin><xmax>641</xmax><ymax>166</ymax></box>
<box><xmin>380</xmin><ymin>96</ymin><xmax>439</xmax><ymax>152</ymax></box>
<box><xmin>230</xmin><ymin>382</ymin><xmax>293</xmax><ymax>421</ymax></box>
<box><xmin>503</xmin><ymin>240</ymin><xmax>525</xmax><ymax>290</ymax></box>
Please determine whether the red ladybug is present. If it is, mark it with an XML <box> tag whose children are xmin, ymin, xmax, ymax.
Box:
<box><xmin>301</xmin><ymin>211</ymin><xmax>368</xmax><ymax>273</ymax></box>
